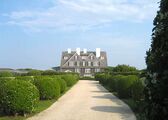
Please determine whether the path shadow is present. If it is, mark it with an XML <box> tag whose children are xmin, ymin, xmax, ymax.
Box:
<box><xmin>91</xmin><ymin>90</ymin><xmax>108</xmax><ymax>93</ymax></box>
<box><xmin>91</xmin><ymin>83</ymin><xmax>124</xmax><ymax>106</ymax></box>
<box><xmin>91</xmin><ymin>106</ymin><xmax>131</xmax><ymax>114</ymax></box>
<box><xmin>91</xmin><ymin>106</ymin><xmax>134</xmax><ymax>119</ymax></box>
<box><xmin>92</xmin><ymin>94</ymin><xmax>118</xmax><ymax>99</ymax></box>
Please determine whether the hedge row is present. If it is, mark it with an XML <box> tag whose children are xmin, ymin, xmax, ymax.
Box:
<box><xmin>95</xmin><ymin>73</ymin><xmax>144</xmax><ymax>100</ymax></box>
<box><xmin>0</xmin><ymin>74</ymin><xmax>78</xmax><ymax>116</ymax></box>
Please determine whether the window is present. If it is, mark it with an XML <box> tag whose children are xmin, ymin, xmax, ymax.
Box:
<box><xmin>69</xmin><ymin>61</ymin><xmax>74</xmax><ymax>66</ymax></box>
<box><xmin>82</xmin><ymin>56</ymin><xmax>87</xmax><ymax>59</ymax></box>
<box><xmin>101</xmin><ymin>56</ymin><xmax>104</xmax><ymax>60</ymax></box>
<box><xmin>83</xmin><ymin>61</ymin><xmax>86</xmax><ymax>66</ymax></box>
<box><xmin>95</xmin><ymin>69</ymin><xmax>100</xmax><ymax>72</ymax></box>
<box><xmin>93</xmin><ymin>62</ymin><xmax>98</xmax><ymax>66</ymax></box>
<box><xmin>64</xmin><ymin>56</ymin><xmax>68</xmax><ymax>60</ymax></box>
<box><xmin>88</xmin><ymin>61</ymin><xmax>91</xmax><ymax>66</ymax></box>
<box><xmin>75</xmin><ymin>68</ymin><xmax>80</xmax><ymax>73</ymax></box>
<box><xmin>85</xmin><ymin>69</ymin><xmax>91</xmax><ymax>73</ymax></box>
<box><xmin>91</xmin><ymin>56</ymin><xmax>93</xmax><ymax>60</ymax></box>
<box><xmin>77</xmin><ymin>61</ymin><xmax>80</xmax><ymax>66</ymax></box>
<box><xmin>75</xmin><ymin>56</ymin><xmax>78</xmax><ymax>60</ymax></box>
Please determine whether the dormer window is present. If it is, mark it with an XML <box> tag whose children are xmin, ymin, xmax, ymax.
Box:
<box><xmin>101</xmin><ymin>56</ymin><xmax>104</xmax><ymax>60</ymax></box>
<box><xmin>83</xmin><ymin>61</ymin><xmax>86</xmax><ymax>66</ymax></box>
<box><xmin>64</xmin><ymin>56</ymin><xmax>68</xmax><ymax>60</ymax></box>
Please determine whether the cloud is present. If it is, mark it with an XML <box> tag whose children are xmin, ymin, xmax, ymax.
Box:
<box><xmin>3</xmin><ymin>0</ymin><xmax>159</xmax><ymax>32</ymax></box>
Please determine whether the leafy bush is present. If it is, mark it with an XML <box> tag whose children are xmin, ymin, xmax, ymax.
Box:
<box><xmin>34</xmin><ymin>76</ymin><xmax>60</xmax><ymax>100</ymax></box>
<box><xmin>131</xmin><ymin>79</ymin><xmax>144</xmax><ymax>101</ymax></box>
<box><xmin>51</xmin><ymin>76</ymin><xmax>67</xmax><ymax>93</ymax></box>
<box><xmin>15</xmin><ymin>76</ymin><xmax>34</xmax><ymax>83</ymax></box>
<box><xmin>80</xmin><ymin>76</ymin><xmax>95</xmax><ymax>80</ymax></box>
<box><xmin>0</xmin><ymin>80</ymin><xmax>39</xmax><ymax>115</ymax></box>
<box><xmin>116</xmin><ymin>75</ymin><xmax>138</xmax><ymax>98</ymax></box>
<box><xmin>0</xmin><ymin>77</ymin><xmax>14</xmax><ymax>84</ymax></box>
<box><xmin>0</xmin><ymin>71</ymin><xmax>13</xmax><ymax>77</ymax></box>
<box><xmin>41</xmin><ymin>70</ymin><xmax>57</xmax><ymax>75</ymax></box>
<box><xmin>61</xmin><ymin>74</ymin><xmax>78</xmax><ymax>87</ymax></box>
<box><xmin>95</xmin><ymin>73</ymin><xmax>110</xmax><ymax>85</ymax></box>
<box><xmin>27</xmin><ymin>70</ymin><xmax>42</xmax><ymax>76</ymax></box>
<box><xmin>112</xmin><ymin>64</ymin><xmax>137</xmax><ymax>72</ymax></box>
<box><xmin>58</xmin><ymin>79</ymin><xmax>67</xmax><ymax>93</ymax></box>
<box><xmin>107</xmin><ymin>75</ymin><xmax>118</xmax><ymax>92</ymax></box>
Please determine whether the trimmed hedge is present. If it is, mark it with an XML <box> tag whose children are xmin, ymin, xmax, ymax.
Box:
<box><xmin>0</xmin><ymin>71</ymin><xmax>13</xmax><ymax>77</ymax></box>
<box><xmin>58</xmin><ymin>78</ymin><xmax>67</xmax><ymax>93</ymax></box>
<box><xmin>131</xmin><ymin>79</ymin><xmax>144</xmax><ymax>101</ymax></box>
<box><xmin>27</xmin><ymin>70</ymin><xmax>42</xmax><ymax>76</ymax></box>
<box><xmin>51</xmin><ymin>76</ymin><xmax>67</xmax><ymax>93</ymax></box>
<box><xmin>34</xmin><ymin>76</ymin><xmax>60</xmax><ymax>100</ymax></box>
<box><xmin>15</xmin><ymin>76</ymin><xmax>34</xmax><ymax>83</ymax></box>
<box><xmin>0</xmin><ymin>80</ymin><xmax>39</xmax><ymax>115</ymax></box>
<box><xmin>0</xmin><ymin>77</ymin><xmax>14</xmax><ymax>84</ymax></box>
<box><xmin>41</xmin><ymin>70</ymin><xmax>57</xmax><ymax>76</ymax></box>
<box><xmin>95</xmin><ymin>73</ymin><xmax>143</xmax><ymax>99</ymax></box>
<box><xmin>61</xmin><ymin>74</ymin><xmax>78</xmax><ymax>87</ymax></box>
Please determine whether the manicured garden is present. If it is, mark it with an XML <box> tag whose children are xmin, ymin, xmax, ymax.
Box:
<box><xmin>0</xmin><ymin>70</ymin><xmax>79</xmax><ymax>120</ymax></box>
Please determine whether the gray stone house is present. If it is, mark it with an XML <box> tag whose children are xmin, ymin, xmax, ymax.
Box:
<box><xmin>60</xmin><ymin>48</ymin><xmax>107</xmax><ymax>77</ymax></box>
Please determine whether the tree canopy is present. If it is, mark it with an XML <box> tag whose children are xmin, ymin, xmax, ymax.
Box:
<box><xmin>145</xmin><ymin>0</ymin><xmax>168</xmax><ymax>119</ymax></box>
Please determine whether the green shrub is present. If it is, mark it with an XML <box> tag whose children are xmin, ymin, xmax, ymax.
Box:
<box><xmin>61</xmin><ymin>74</ymin><xmax>78</xmax><ymax>87</ymax></box>
<box><xmin>0</xmin><ymin>77</ymin><xmax>14</xmax><ymax>83</ymax></box>
<box><xmin>51</xmin><ymin>76</ymin><xmax>67</xmax><ymax>93</ymax></box>
<box><xmin>0</xmin><ymin>71</ymin><xmax>13</xmax><ymax>77</ymax></box>
<box><xmin>107</xmin><ymin>75</ymin><xmax>117</xmax><ymax>92</ymax></box>
<box><xmin>58</xmin><ymin>79</ymin><xmax>67</xmax><ymax>93</ymax></box>
<box><xmin>131</xmin><ymin>79</ymin><xmax>144</xmax><ymax>101</ymax></box>
<box><xmin>41</xmin><ymin>70</ymin><xmax>58</xmax><ymax>75</ymax></box>
<box><xmin>80</xmin><ymin>76</ymin><xmax>95</xmax><ymax>80</ymax></box>
<box><xmin>34</xmin><ymin>76</ymin><xmax>60</xmax><ymax>100</ymax></box>
<box><xmin>27</xmin><ymin>70</ymin><xmax>42</xmax><ymax>76</ymax></box>
<box><xmin>95</xmin><ymin>73</ymin><xmax>110</xmax><ymax>85</ymax></box>
<box><xmin>15</xmin><ymin>76</ymin><xmax>34</xmax><ymax>83</ymax></box>
<box><xmin>0</xmin><ymin>80</ymin><xmax>39</xmax><ymax>115</ymax></box>
<box><xmin>116</xmin><ymin>75</ymin><xmax>138</xmax><ymax>98</ymax></box>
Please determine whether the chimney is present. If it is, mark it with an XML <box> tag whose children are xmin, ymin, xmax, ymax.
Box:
<box><xmin>96</xmin><ymin>48</ymin><xmax>101</xmax><ymax>58</ymax></box>
<box><xmin>76</xmin><ymin>48</ymin><xmax>80</xmax><ymax>55</ymax></box>
<box><xmin>83</xmin><ymin>48</ymin><xmax>87</xmax><ymax>54</ymax></box>
<box><xmin>68</xmin><ymin>48</ymin><xmax>71</xmax><ymax>53</ymax></box>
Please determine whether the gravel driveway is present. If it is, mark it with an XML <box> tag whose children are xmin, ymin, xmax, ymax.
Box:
<box><xmin>28</xmin><ymin>80</ymin><xmax>136</xmax><ymax>120</ymax></box>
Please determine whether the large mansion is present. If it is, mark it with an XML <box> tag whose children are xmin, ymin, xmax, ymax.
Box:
<box><xmin>60</xmin><ymin>48</ymin><xmax>107</xmax><ymax>77</ymax></box>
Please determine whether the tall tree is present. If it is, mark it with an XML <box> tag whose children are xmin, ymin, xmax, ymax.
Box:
<box><xmin>145</xmin><ymin>0</ymin><xmax>168</xmax><ymax>120</ymax></box>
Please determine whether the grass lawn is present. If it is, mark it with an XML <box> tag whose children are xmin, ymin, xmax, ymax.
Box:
<box><xmin>0</xmin><ymin>87</ymin><xmax>72</xmax><ymax>120</ymax></box>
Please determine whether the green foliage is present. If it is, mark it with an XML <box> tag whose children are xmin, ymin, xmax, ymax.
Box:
<box><xmin>131</xmin><ymin>80</ymin><xmax>144</xmax><ymax>101</ymax></box>
<box><xmin>0</xmin><ymin>80</ymin><xmax>39</xmax><ymax>115</ymax></box>
<box><xmin>0</xmin><ymin>77</ymin><xmax>14</xmax><ymax>84</ymax></box>
<box><xmin>112</xmin><ymin>65</ymin><xmax>137</xmax><ymax>72</ymax></box>
<box><xmin>34</xmin><ymin>76</ymin><xmax>60</xmax><ymax>100</ymax></box>
<box><xmin>58</xmin><ymin>78</ymin><xmax>67</xmax><ymax>93</ymax></box>
<box><xmin>15</xmin><ymin>76</ymin><xmax>34</xmax><ymax>83</ymax></box>
<box><xmin>51</xmin><ymin>76</ymin><xmax>67</xmax><ymax>93</ymax></box>
<box><xmin>27</xmin><ymin>70</ymin><xmax>42</xmax><ymax>76</ymax></box>
<box><xmin>95</xmin><ymin>73</ymin><xmax>140</xmax><ymax>98</ymax></box>
<box><xmin>117</xmin><ymin>75</ymin><xmax>138</xmax><ymax>98</ymax></box>
<box><xmin>108</xmin><ymin>75</ymin><xmax>122</xmax><ymax>92</ymax></box>
<box><xmin>145</xmin><ymin>0</ymin><xmax>168</xmax><ymax>119</ymax></box>
<box><xmin>41</xmin><ymin>70</ymin><xmax>57</xmax><ymax>75</ymax></box>
<box><xmin>80</xmin><ymin>76</ymin><xmax>95</xmax><ymax>80</ymax></box>
<box><xmin>0</xmin><ymin>71</ymin><xmax>13</xmax><ymax>77</ymax></box>
<box><xmin>61</xmin><ymin>74</ymin><xmax>78</xmax><ymax>87</ymax></box>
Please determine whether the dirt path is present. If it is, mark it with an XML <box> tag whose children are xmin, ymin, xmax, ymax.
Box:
<box><xmin>28</xmin><ymin>80</ymin><xmax>136</xmax><ymax>120</ymax></box>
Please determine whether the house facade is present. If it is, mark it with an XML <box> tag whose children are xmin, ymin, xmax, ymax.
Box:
<box><xmin>60</xmin><ymin>48</ymin><xmax>107</xmax><ymax>77</ymax></box>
